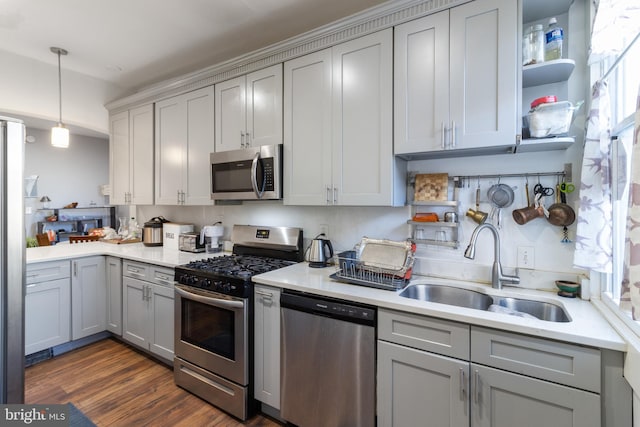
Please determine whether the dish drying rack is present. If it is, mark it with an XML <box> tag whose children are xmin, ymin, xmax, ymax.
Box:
<box><xmin>330</xmin><ymin>245</ymin><xmax>414</xmax><ymax>291</ymax></box>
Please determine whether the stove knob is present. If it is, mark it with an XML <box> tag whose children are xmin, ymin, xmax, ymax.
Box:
<box><xmin>213</xmin><ymin>281</ymin><xmax>223</xmax><ymax>291</ymax></box>
<box><xmin>222</xmin><ymin>283</ymin><xmax>231</xmax><ymax>293</ymax></box>
<box><xmin>202</xmin><ymin>279</ymin><xmax>211</xmax><ymax>288</ymax></box>
<box><xmin>189</xmin><ymin>276</ymin><xmax>198</xmax><ymax>285</ymax></box>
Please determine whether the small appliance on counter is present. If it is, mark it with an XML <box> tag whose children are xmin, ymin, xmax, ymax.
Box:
<box><xmin>143</xmin><ymin>216</ymin><xmax>168</xmax><ymax>247</ymax></box>
<box><xmin>163</xmin><ymin>222</ymin><xmax>195</xmax><ymax>250</ymax></box>
<box><xmin>178</xmin><ymin>232</ymin><xmax>205</xmax><ymax>253</ymax></box>
<box><xmin>200</xmin><ymin>222</ymin><xmax>224</xmax><ymax>253</ymax></box>
<box><xmin>306</xmin><ymin>233</ymin><xmax>334</xmax><ymax>268</ymax></box>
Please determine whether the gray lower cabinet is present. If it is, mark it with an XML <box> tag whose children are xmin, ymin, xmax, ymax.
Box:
<box><xmin>377</xmin><ymin>309</ymin><xmax>602</xmax><ymax>427</ymax></box>
<box><xmin>470</xmin><ymin>363</ymin><xmax>599</xmax><ymax>427</ymax></box>
<box><xmin>122</xmin><ymin>261</ymin><xmax>174</xmax><ymax>361</ymax></box>
<box><xmin>378</xmin><ymin>340</ymin><xmax>469</xmax><ymax>427</ymax></box>
<box><xmin>105</xmin><ymin>256</ymin><xmax>122</xmax><ymax>335</ymax></box>
<box><xmin>25</xmin><ymin>260</ymin><xmax>71</xmax><ymax>355</ymax></box>
<box><xmin>71</xmin><ymin>256</ymin><xmax>107</xmax><ymax>340</ymax></box>
<box><xmin>254</xmin><ymin>284</ymin><xmax>281</xmax><ymax>409</ymax></box>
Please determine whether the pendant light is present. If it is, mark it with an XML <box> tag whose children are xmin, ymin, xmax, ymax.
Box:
<box><xmin>50</xmin><ymin>47</ymin><xmax>69</xmax><ymax>148</ymax></box>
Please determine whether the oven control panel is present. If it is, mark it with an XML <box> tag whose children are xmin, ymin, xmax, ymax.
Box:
<box><xmin>175</xmin><ymin>271</ymin><xmax>249</xmax><ymax>299</ymax></box>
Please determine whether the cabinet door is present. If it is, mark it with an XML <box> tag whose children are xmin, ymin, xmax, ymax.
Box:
<box><xmin>283</xmin><ymin>48</ymin><xmax>333</xmax><ymax>205</ymax></box>
<box><xmin>215</xmin><ymin>75</ymin><xmax>246</xmax><ymax>152</ymax></box>
<box><xmin>71</xmin><ymin>257</ymin><xmax>106</xmax><ymax>340</ymax></box>
<box><xmin>109</xmin><ymin>110</ymin><xmax>130</xmax><ymax>205</ymax></box>
<box><xmin>332</xmin><ymin>29</ymin><xmax>393</xmax><ymax>205</ymax></box>
<box><xmin>155</xmin><ymin>96</ymin><xmax>185</xmax><ymax>204</ymax></box>
<box><xmin>105</xmin><ymin>256</ymin><xmax>122</xmax><ymax>335</ymax></box>
<box><xmin>149</xmin><ymin>283</ymin><xmax>174</xmax><ymax>361</ymax></box>
<box><xmin>449</xmin><ymin>0</ymin><xmax>518</xmax><ymax>150</ymax></box>
<box><xmin>129</xmin><ymin>104</ymin><xmax>154</xmax><ymax>205</ymax></box>
<box><xmin>184</xmin><ymin>86</ymin><xmax>215</xmax><ymax>205</ymax></box>
<box><xmin>470</xmin><ymin>364</ymin><xmax>600</xmax><ymax>427</ymax></box>
<box><xmin>25</xmin><ymin>278</ymin><xmax>71</xmax><ymax>355</ymax></box>
<box><xmin>122</xmin><ymin>276</ymin><xmax>149</xmax><ymax>348</ymax></box>
<box><xmin>246</xmin><ymin>64</ymin><xmax>283</xmax><ymax>148</ymax></box>
<box><xmin>254</xmin><ymin>285</ymin><xmax>281</xmax><ymax>408</ymax></box>
<box><xmin>394</xmin><ymin>11</ymin><xmax>450</xmax><ymax>155</ymax></box>
<box><xmin>378</xmin><ymin>340</ymin><xmax>469</xmax><ymax>427</ymax></box>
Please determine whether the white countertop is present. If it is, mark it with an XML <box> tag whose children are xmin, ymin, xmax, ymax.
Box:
<box><xmin>253</xmin><ymin>262</ymin><xmax>626</xmax><ymax>352</ymax></box>
<box><xmin>27</xmin><ymin>243</ymin><xmax>625</xmax><ymax>352</ymax></box>
<box><xmin>26</xmin><ymin>241</ymin><xmax>219</xmax><ymax>268</ymax></box>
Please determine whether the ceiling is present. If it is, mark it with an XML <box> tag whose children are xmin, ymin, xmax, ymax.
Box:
<box><xmin>0</xmin><ymin>0</ymin><xmax>389</xmax><ymax>92</ymax></box>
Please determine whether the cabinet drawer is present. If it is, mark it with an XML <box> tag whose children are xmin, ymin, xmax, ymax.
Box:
<box><xmin>149</xmin><ymin>265</ymin><xmax>174</xmax><ymax>288</ymax></box>
<box><xmin>378</xmin><ymin>309</ymin><xmax>469</xmax><ymax>360</ymax></box>
<box><xmin>26</xmin><ymin>260</ymin><xmax>70</xmax><ymax>284</ymax></box>
<box><xmin>471</xmin><ymin>326</ymin><xmax>601</xmax><ymax>393</ymax></box>
<box><xmin>123</xmin><ymin>261</ymin><xmax>150</xmax><ymax>280</ymax></box>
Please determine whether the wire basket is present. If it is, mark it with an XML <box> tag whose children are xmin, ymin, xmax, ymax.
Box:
<box><xmin>331</xmin><ymin>249</ymin><xmax>413</xmax><ymax>291</ymax></box>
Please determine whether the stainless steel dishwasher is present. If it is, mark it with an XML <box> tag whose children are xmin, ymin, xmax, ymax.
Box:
<box><xmin>280</xmin><ymin>290</ymin><xmax>376</xmax><ymax>427</ymax></box>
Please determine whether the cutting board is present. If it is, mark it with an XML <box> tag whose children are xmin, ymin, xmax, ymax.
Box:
<box><xmin>414</xmin><ymin>173</ymin><xmax>449</xmax><ymax>201</ymax></box>
<box><xmin>102</xmin><ymin>238</ymin><xmax>142</xmax><ymax>244</ymax></box>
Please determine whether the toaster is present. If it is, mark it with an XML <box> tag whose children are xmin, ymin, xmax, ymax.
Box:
<box><xmin>178</xmin><ymin>232</ymin><xmax>205</xmax><ymax>253</ymax></box>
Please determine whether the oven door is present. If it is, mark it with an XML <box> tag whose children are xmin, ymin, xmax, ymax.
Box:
<box><xmin>174</xmin><ymin>284</ymin><xmax>247</xmax><ymax>385</ymax></box>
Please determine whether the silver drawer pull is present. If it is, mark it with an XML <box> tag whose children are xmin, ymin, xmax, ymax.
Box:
<box><xmin>255</xmin><ymin>289</ymin><xmax>273</xmax><ymax>298</ymax></box>
<box><xmin>474</xmin><ymin>369</ymin><xmax>479</xmax><ymax>404</ymax></box>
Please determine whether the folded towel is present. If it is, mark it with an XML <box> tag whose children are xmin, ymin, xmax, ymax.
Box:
<box><xmin>488</xmin><ymin>304</ymin><xmax>538</xmax><ymax>320</ymax></box>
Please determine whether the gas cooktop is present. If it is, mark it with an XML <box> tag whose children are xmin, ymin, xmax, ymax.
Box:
<box><xmin>180</xmin><ymin>255</ymin><xmax>296</xmax><ymax>279</ymax></box>
<box><xmin>174</xmin><ymin>224</ymin><xmax>304</xmax><ymax>298</ymax></box>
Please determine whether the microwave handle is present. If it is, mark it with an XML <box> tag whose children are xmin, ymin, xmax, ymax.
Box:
<box><xmin>250</xmin><ymin>151</ymin><xmax>265</xmax><ymax>199</ymax></box>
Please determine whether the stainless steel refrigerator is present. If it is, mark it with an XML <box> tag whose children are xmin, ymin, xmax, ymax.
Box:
<box><xmin>0</xmin><ymin>116</ymin><xmax>25</xmax><ymax>403</ymax></box>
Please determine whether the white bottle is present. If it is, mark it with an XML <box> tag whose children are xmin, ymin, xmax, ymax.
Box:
<box><xmin>544</xmin><ymin>17</ymin><xmax>563</xmax><ymax>61</ymax></box>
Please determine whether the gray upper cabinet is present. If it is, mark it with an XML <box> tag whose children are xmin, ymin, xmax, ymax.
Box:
<box><xmin>394</xmin><ymin>0</ymin><xmax>519</xmax><ymax>158</ymax></box>
<box><xmin>215</xmin><ymin>64</ymin><xmax>283</xmax><ymax>152</ymax></box>
<box><xmin>109</xmin><ymin>104</ymin><xmax>154</xmax><ymax>205</ymax></box>
<box><xmin>155</xmin><ymin>86</ymin><xmax>215</xmax><ymax>205</ymax></box>
<box><xmin>284</xmin><ymin>29</ymin><xmax>404</xmax><ymax>206</ymax></box>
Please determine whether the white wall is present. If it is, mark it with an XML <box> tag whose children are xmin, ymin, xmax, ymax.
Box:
<box><xmin>0</xmin><ymin>50</ymin><xmax>126</xmax><ymax>135</ymax></box>
<box><xmin>24</xmin><ymin>127</ymin><xmax>109</xmax><ymax>236</ymax></box>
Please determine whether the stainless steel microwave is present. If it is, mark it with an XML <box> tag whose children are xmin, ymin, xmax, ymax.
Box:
<box><xmin>210</xmin><ymin>144</ymin><xmax>283</xmax><ymax>200</ymax></box>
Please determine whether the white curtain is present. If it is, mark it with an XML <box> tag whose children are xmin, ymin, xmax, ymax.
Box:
<box><xmin>619</xmin><ymin>88</ymin><xmax>640</xmax><ymax>317</ymax></box>
<box><xmin>573</xmin><ymin>81</ymin><xmax>613</xmax><ymax>272</ymax></box>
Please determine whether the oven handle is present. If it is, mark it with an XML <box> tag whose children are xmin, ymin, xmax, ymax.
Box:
<box><xmin>250</xmin><ymin>152</ymin><xmax>265</xmax><ymax>199</ymax></box>
<box><xmin>175</xmin><ymin>285</ymin><xmax>245</xmax><ymax>309</ymax></box>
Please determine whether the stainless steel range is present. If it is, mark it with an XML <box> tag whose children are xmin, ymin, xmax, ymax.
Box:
<box><xmin>173</xmin><ymin>224</ymin><xmax>303</xmax><ymax>421</ymax></box>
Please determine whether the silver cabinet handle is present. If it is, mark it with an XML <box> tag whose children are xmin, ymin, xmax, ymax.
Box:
<box><xmin>326</xmin><ymin>187</ymin><xmax>331</xmax><ymax>204</ymax></box>
<box><xmin>255</xmin><ymin>289</ymin><xmax>273</xmax><ymax>299</ymax></box>
<box><xmin>474</xmin><ymin>369</ymin><xmax>479</xmax><ymax>404</ymax></box>
<box><xmin>245</xmin><ymin>131</ymin><xmax>251</xmax><ymax>147</ymax></box>
<box><xmin>73</xmin><ymin>262</ymin><xmax>77</xmax><ymax>277</ymax></box>
<box><xmin>241</xmin><ymin>131</ymin><xmax>245</xmax><ymax>148</ymax></box>
<box><xmin>451</xmin><ymin>120</ymin><xmax>456</xmax><ymax>148</ymax></box>
<box><xmin>333</xmin><ymin>187</ymin><xmax>337</xmax><ymax>204</ymax></box>
<box><xmin>441</xmin><ymin>121</ymin><xmax>446</xmax><ymax>149</ymax></box>
<box><xmin>459</xmin><ymin>368</ymin><xmax>465</xmax><ymax>401</ymax></box>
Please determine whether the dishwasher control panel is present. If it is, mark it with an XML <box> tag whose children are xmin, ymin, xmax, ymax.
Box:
<box><xmin>281</xmin><ymin>291</ymin><xmax>376</xmax><ymax>326</ymax></box>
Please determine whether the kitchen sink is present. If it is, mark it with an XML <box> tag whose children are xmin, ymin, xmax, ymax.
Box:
<box><xmin>399</xmin><ymin>284</ymin><xmax>571</xmax><ymax>322</ymax></box>
<box><xmin>492</xmin><ymin>297</ymin><xmax>571</xmax><ymax>322</ymax></box>
<box><xmin>399</xmin><ymin>284</ymin><xmax>494</xmax><ymax>311</ymax></box>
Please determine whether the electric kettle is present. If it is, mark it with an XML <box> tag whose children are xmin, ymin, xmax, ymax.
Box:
<box><xmin>200</xmin><ymin>222</ymin><xmax>224</xmax><ymax>253</ymax></box>
<box><xmin>307</xmin><ymin>233</ymin><xmax>334</xmax><ymax>268</ymax></box>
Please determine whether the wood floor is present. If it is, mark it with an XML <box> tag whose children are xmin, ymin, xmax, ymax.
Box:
<box><xmin>25</xmin><ymin>338</ymin><xmax>281</xmax><ymax>427</ymax></box>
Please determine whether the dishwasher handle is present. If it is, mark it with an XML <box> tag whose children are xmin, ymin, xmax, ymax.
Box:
<box><xmin>281</xmin><ymin>291</ymin><xmax>375</xmax><ymax>326</ymax></box>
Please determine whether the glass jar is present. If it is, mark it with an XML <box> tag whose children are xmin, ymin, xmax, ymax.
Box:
<box><xmin>523</xmin><ymin>24</ymin><xmax>544</xmax><ymax>66</ymax></box>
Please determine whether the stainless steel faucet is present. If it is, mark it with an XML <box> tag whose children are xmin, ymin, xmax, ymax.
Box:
<box><xmin>464</xmin><ymin>222</ymin><xmax>520</xmax><ymax>289</ymax></box>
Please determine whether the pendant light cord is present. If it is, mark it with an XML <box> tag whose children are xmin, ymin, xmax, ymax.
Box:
<box><xmin>57</xmin><ymin>49</ymin><xmax>62</xmax><ymax>124</ymax></box>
